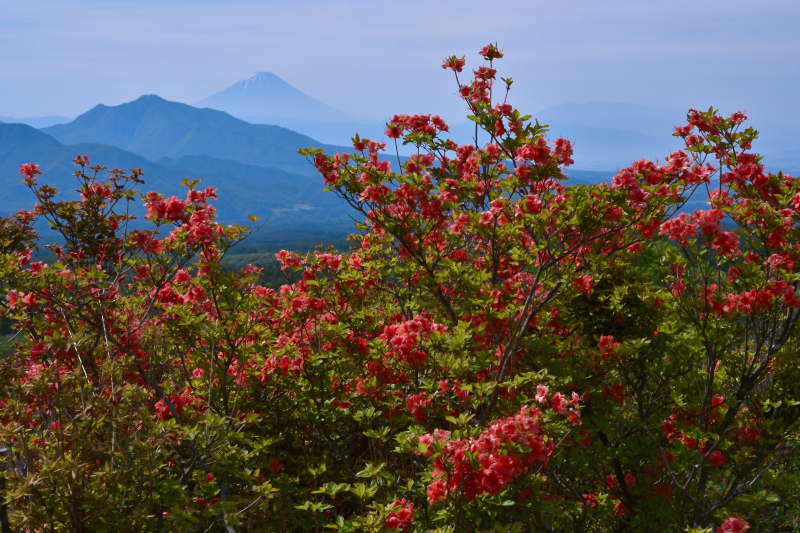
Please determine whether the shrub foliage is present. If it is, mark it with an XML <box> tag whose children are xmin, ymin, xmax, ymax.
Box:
<box><xmin>0</xmin><ymin>46</ymin><xmax>798</xmax><ymax>532</ymax></box>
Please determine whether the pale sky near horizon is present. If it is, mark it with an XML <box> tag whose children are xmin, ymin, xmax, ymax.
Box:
<box><xmin>1</xmin><ymin>0</ymin><xmax>799</xmax><ymax>127</ymax></box>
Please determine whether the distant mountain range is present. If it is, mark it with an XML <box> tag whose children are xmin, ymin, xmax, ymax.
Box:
<box><xmin>449</xmin><ymin>102</ymin><xmax>800</xmax><ymax>173</ymax></box>
<box><xmin>531</xmin><ymin>102</ymin><xmax>685</xmax><ymax>170</ymax></box>
<box><xmin>194</xmin><ymin>72</ymin><xmax>385</xmax><ymax>149</ymax></box>
<box><xmin>0</xmin><ymin>109</ymin><xmax>353</xmax><ymax>242</ymax></box>
<box><xmin>537</xmin><ymin>102</ymin><xmax>684</xmax><ymax>138</ymax></box>
<box><xmin>0</xmin><ymin>115</ymin><xmax>73</xmax><ymax>128</ymax></box>
<box><xmin>1</xmin><ymin>72</ymin><xmax>797</xmax><ymax>245</ymax></box>
<box><xmin>190</xmin><ymin>72</ymin><xmax>799</xmax><ymax>172</ymax></box>
<box><xmin>191</xmin><ymin>72</ymin><xmax>687</xmax><ymax>166</ymax></box>
<box><xmin>445</xmin><ymin>112</ymin><xmax>685</xmax><ymax>172</ymax></box>
<box><xmin>41</xmin><ymin>95</ymin><xmax>338</xmax><ymax>176</ymax></box>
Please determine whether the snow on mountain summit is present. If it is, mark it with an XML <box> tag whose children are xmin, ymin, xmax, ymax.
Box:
<box><xmin>230</xmin><ymin>72</ymin><xmax>293</xmax><ymax>94</ymax></box>
<box><xmin>195</xmin><ymin>72</ymin><xmax>353</xmax><ymax>122</ymax></box>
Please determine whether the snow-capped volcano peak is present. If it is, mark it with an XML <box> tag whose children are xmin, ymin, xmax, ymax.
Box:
<box><xmin>195</xmin><ymin>72</ymin><xmax>352</xmax><ymax>122</ymax></box>
<box><xmin>239</xmin><ymin>72</ymin><xmax>284</xmax><ymax>90</ymax></box>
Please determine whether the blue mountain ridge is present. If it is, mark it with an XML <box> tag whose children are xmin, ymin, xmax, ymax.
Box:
<box><xmin>193</xmin><ymin>73</ymin><xmax>690</xmax><ymax>168</ymax></box>
<box><xmin>191</xmin><ymin>71</ymin><xmax>796</xmax><ymax>175</ymax></box>
<box><xmin>0</xmin><ymin>115</ymin><xmax>73</xmax><ymax>128</ymax></box>
<box><xmin>0</xmin><ymin>123</ymin><xmax>353</xmax><ymax>242</ymax></box>
<box><xmin>41</xmin><ymin>95</ymin><xmax>341</xmax><ymax>176</ymax></box>
<box><xmin>9</xmin><ymin>83</ymin><xmax>782</xmax><ymax>244</ymax></box>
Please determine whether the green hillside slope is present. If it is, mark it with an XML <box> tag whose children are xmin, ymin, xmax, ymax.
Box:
<box><xmin>41</xmin><ymin>96</ymin><xmax>339</xmax><ymax>175</ymax></box>
<box><xmin>0</xmin><ymin>124</ymin><xmax>352</xmax><ymax>240</ymax></box>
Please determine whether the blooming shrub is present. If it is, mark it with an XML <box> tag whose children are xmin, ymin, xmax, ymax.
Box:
<box><xmin>0</xmin><ymin>46</ymin><xmax>798</xmax><ymax>532</ymax></box>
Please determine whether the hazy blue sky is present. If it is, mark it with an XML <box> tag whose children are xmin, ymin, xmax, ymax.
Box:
<box><xmin>2</xmin><ymin>0</ymin><xmax>799</xmax><ymax>126</ymax></box>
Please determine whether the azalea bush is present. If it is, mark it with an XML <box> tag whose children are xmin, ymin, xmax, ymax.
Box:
<box><xmin>0</xmin><ymin>45</ymin><xmax>798</xmax><ymax>532</ymax></box>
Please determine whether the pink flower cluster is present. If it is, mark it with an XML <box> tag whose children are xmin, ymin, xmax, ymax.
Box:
<box><xmin>6</xmin><ymin>290</ymin><xmax>37</xmax><ymax>310</ymax></box>
<box><xmin>79</xmin><ymin>182</ymin><xmax>113</xmax><ymax>202</ymax></box>
<box><xmin>722</xmin><ymin>280</ymin><xmax>800</xmax><ymax>314</ymax></box>
<box><xmin>154</xmin><ymin>387</ymin><xmax>205</xmax><ymax>420</ymax></box>
<box><xmin>258</xmin><ymin>355</ymin><xmax>304</xmax><ymax>382</ymax></box>
<box><xmin>610</xmin><ymin>155</ymin><xmax>712</xmax><ymax>210</ymax></box>
<box><xmin>275</xmin><ymin>250</ymin><xmax>304</xmax><ymax>270</ymax></box>
<box><xmin>717</xmin><ymin>517</ymin><xmax>749</xmax><ymax>533</ymax></box>
<box><xmin>406</xmin><ymin>392</ymin><xmax>432</xmax><ymax>423</ymax></box>
<box><xmin>384</xmin><ymin>498</ymin><xmax>414</xmax><ymax>530</ymax></box>
<box><xmin>694</xmin><ymin>280</ymin><xmax>800</xmax><ymax>315</ymax></box>
<box><xmin>144</xmin><ymin>187</ymin><xmax>218</xmax><ymax>231</ymax></box>
<box><xmin>659</xmin><ymin>209</ymin><xmax>738</xmax><ymax>256</ymax></box>
<box><xmin>720</xmin><ymin>153</ymin><xmax>765</xmax><ymax>188</ymax></box>
<box><xmin>379</xmin><ymin>314</ymin><xmax>447</xmax><ymax>368</ymax></box>
<box><xmin>573</xmin><ymin>274</ymin><xmax>594</xmax><ymax>296</ymax></box>
<box><xmin>19</xmin><ymin>163</ymin><xmax>40</xmax><ymax>180</ymax></box>
<box><xmin>385</xmin><ymin>114</ymin><xmax>449</xmax><ymax>138</ymax></box>
<box><xmin>419</xmin><ymin>406</ymin><xmax>549</xmax><ymax>503</ymax></box>
<box><xmin>145</xmin><ymin>193</ymin><xmax>187</xmax><ymax>222</ymax></box>
<box><xmin>314</xmin><ymin>152</ymin><xmax>348</xmax><ymax>185</ymax></box>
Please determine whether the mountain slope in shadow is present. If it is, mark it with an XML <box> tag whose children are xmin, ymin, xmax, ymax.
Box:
<box><xmin>41</xmin><ymin>95</ymin><xmax>339</xmax><ymax>176</ymax></box>
<box><xmin>0</xmin><ymin>123</ymin><xmax>352</xmax><ymax>240</ymax></box>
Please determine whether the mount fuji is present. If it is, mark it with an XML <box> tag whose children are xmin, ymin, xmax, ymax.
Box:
<box><xmin>195</xmin><ymin>72</ymin><xmax>355</xmax><ymax>123</ymax></box>
<box><xmin>195</xmin><ymin>72</ymin><xmax>387</xmax><ymax>147</ymax></box>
